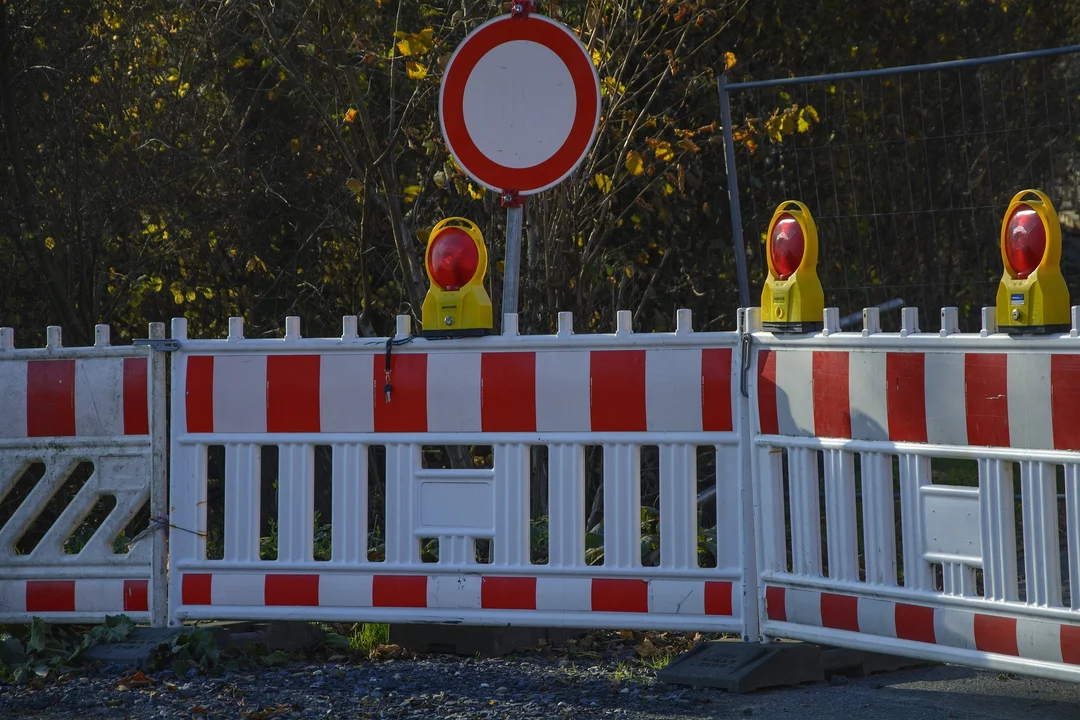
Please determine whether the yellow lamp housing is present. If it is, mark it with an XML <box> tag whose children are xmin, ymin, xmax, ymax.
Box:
<box><xmin>996</xmin><ymin>189</ymin><xmax>1070</xmax><ymax>335</ymax></box>
<box><xmin>760</xmin><ymin>200</ymin><xmax>825</xmax><ymax>333</ymax></box>
<box><xmin>421</xmin><ymin>217</ymin><xmax>493</xmax><ymax>337</ymax></box>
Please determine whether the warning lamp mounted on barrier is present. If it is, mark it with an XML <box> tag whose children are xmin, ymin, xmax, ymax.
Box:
<box><xmin>761</xmin><ymin>200</ymin><xmax>825</xmax><ymax>333</ymax></box>
<box><xmin>996</xmin><ymin>189</ymin><xmax>1070</xmax><ymax>335</ymax></box>
<box><xmin>421</xmin><ymin>217</ymin><xmax>493</xmax><ymax>338</ymax></box>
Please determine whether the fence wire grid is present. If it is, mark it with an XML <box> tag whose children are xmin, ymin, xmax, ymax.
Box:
<box><xmin>722</xmin><ymin>46</ymin><xmax>1080</xmax><ymax>332</ymax></box>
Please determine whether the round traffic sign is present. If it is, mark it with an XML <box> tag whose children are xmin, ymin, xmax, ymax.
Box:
<box><xmin>439</xmin><ymin>13</ymin><xmax>600</xmax><ymax>196</ymax></box>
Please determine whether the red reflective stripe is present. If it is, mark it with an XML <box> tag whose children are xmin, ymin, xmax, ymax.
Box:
<box><xmin>820</xmin><ymin>593</ymin><xmax>859</xmax><ymax>632</ymax></box>
<box><xmin>895</xmin><ymin>603</ymin><xmax>936</xmax><ymax>644</ymax></box>
<box><xmin>481</xmin><ymin>577</ymin><xmax>536</xmax><ymax>610</ymax></box>
<box><xmin>812</xmin><ymin>351</ymin><xmax>850</xmax><ymax>438</ymax></box>
<box><xmin>974</xmin><ymin>614</ymin><xmax>1018</xmax><ymax>656</ymax></box>
<box><xmin>765</xmin><ymin>586</ymin><xmax>786</xmax><ymax>621</ymax></box>
<box><xmin>123</xmin><ymin>579</ymin><xmax>149</xmax><ymax>612</ymax></box>
<box><xmin>26</xmin><ymin>360</ymin><xmax>76</xmax><ymax>437</ymax></box>
<box><xmin>265</xmin><ymin>574</ymin><xmax>319</xmax><ymax>606</ymax></box>
<box><xmin>122</xmin><ymin>358</ymin><xmax>150</xmax><ymax>435</ymax></box>
<box><xmin>1051</xmin><ymin>355</ymin><xmax>1080</xmax><ymax>450</ymax></box>
<box><xmin>590</xmin><ymin>351</ymin><xmax>646</xmax><ymax>431</ymax></box>
<box><xmin>592</xmin><ymin>579</ymin><xmax>648</xmax><ymax>612</ymax></box>
<box><xmin>186</xmin><ymin>356</ymin><xmax>215</xmax><ymax>433</ymax></box>
<box><xmin>373</xmin><ymin>575</ymin><xmax>427</xmax><ymax>607</ymax></box>
<box><xmin>757</xmin><ymin>351</ymin><xmax>779</xmax><ymax>435</ymax></box>
<box><xmin>701</xmin><ymin>349</ymin><xmax>733</xmax><ymax>432</ymax></box>
<box><xmin>704</xmin><ymin>581</ymin><xmax>733</xmax><ymax>616</ymax></box>
<box><xmin>1061</xmin><ymin>624</ymin><xmax>1080</xmax><ymax>665</ymax></box>
<box><xmin>886</xmin><ymin>353</ymin><xmax>927</xmax><ymax>443</ymax></box>
<box><xmin>481</xmin><ymin>353</ymin><xmax>536</xmax><ymax>432</ymax></box>
<box><xmin>266</xmin><ymin>355</ymin><xmax>321</xmax><ymax>432</ymax></box>
<box><xmin>373</xmin><ymin>354</ymin><xmax>428</xmax><ymax>432</ymax></box>
<box><xmin>182</xmin><ymin>574</ymin><xmax>213</xmax><ymax>605</ymax></box>
<box><xmin>965</xmin><ymin>354</ymin><xmax>1010</xmax><ymax>446</ymax></box>
<box><xmin>26</xmin><ymin>580</ymin><xmax>75</xmax><ymax>612</ymax></box>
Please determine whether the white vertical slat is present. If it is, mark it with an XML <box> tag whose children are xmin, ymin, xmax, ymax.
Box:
<box><xmin>942</xmin><ymin>561</ymin><xmax>976</xmax><ymax>597</ymax></box>
<box><xmin>860</xmin><ymin>451</ymin><xmax>897</xmax><ymax>586</ymax></box>
<box><xmin>331</xmin><ymin>444</ymin><xmax>367</xmax><ymax>564</ymax></box>
<box><xmin>823</xmin><ymin>449</ymin><xmax>858</xmax><ymax>581</ymax></box>
<box><xmin>385</xmin><ymin>443</ymin><xmax>419</xmax><ymax>565</ymax></box>
<box><xmin>714</xmin><ymin>444</ymin><xmax>742</xmax><ymax>571</ymax></box>
<box><xmin>441</xmin><ymin>535</ymin><xmax>472</xmax><ymax>565</ymax></box>
<box><xmin>277</xmin><ymin>444</ymin><xmax>314</xmax><ymax>563</ymax></box>
<box><xmin>494</xmin><ymin>443</ymin><xmax>530</xmax><ymax>567</ymax></box>
<box><xmin>978</xmin><ymin>458</ymin><xmax>1018</xmax><ymax>601</ymax></box>
<box><xmin>757</xmin><ymin>446</ymin><xmax>787</xmax><ymax>573</ymax></box>
<box><xmin>1066</xmin><ymin>464</ymin><xmax>1080</xmax><ymax>611</ymax></box>
<box><xmin>1021</xmin><ymin>460</ymin><xmax>1063</xmax><ymax>607</ymax></box>
<box><xmin>659</xmin><ymin>443</ymin><xmax>696</xmax><ymax>570</ymax></box>
<box><xmin>898</xmin><ymin>454</ymin><xmax>933</xmax><ymax>591</ymax></box>
<box><xmin>788</xmin><ymin>447</ymin><xmax>822</xmax><ymax>577</ymax></box>
<box><xmin>548</xmin><ymin>444</ymin><xmax>585</xmax><ymax>568</ymax></box>
<box><xmin>224</xmin><ymin>444</ymin><xmax>261</xmax><ymax>562</ymax></box>
<box><xmin>603</xmin><ymin>443</ymin><xmax>641</xmax><ymax>570</ymax></box>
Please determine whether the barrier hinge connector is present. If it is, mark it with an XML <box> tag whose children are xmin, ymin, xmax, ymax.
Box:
<box><xmin>133</xmin><ymin>338</ymin><xmax>180</xmax><ymax>352</ymax></box>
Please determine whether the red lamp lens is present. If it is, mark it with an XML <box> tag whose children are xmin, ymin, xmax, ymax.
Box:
<box><xmin>427</xmin><ymin>228</ymin><xmax>479</xmax><ymax>290</ymax></box>
<box><xmin>1005</xmin><ymin>205</ymin><xmax>1046</xmax><ymax>279</ymax></box>
<box><xmin>770</xmin><ymin>213</ymin><xmax>804</xmax><ymax>280</ymax></box>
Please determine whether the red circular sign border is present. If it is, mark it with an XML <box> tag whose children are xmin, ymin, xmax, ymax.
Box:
<box><xmin>439</xmin><ymin>14</ymin><xmax>600</xmax><ymax>195</ymax></box>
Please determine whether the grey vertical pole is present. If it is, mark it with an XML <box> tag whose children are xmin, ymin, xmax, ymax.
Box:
<box><xmin>718</xmin><ymin>75</ymin><xmax>751</xmax><ymax>310</ymax></box>
<box><xmin>502</xmin><ymin>203</ymin><xmax>524</xmax><ymax>333</ymax></box>
<box><xmin>147</xmin><ymin>322</ymin><xmax>168</xmax><ymax>627</ymax></box>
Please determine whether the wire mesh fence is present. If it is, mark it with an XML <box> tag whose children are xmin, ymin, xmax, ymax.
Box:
<box><xmin>721</xmin><ymin>46</ymin><xmax>1080</xmax><ymax>332</ymax></box>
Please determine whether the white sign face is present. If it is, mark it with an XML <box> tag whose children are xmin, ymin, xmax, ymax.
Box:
<box><xmin>439</xmin><ymin>14</ymin><xmax>601</xmax><ymax>195</ymax></box>
<box><xmin>462</xmin><ymin>40</ymin><xmax>576</xmax><ymax>170</ymax></box>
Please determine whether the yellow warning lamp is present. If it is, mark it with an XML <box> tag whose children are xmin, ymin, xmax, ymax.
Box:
<box><xmin>421</xmin><ymin>217</ymin><xmax>493</xmax><ymax>337</ymax></box>
<box><xmin>761</xmin><ymin>201</ymin><xmax>825</xmax><ymax>333</ymax></box>
<box><xmin>996</xmin><ymin>189</ymin><xmax>1070</xmax><ymax>335</ymax></box>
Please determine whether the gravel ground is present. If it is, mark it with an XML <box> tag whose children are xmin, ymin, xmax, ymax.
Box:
<box><xmin>4</xmin><ymin>641</ymin><xmax>1080</xmax><ymax>719</ymax></box>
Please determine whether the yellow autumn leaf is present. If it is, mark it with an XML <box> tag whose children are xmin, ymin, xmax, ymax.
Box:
<box><xmin>591</xmin><ymin>48</ymin><xmax>602</xmax><ymax>67</ymax></box>
<box><xmin>625</xmin><ymin>150</ymin><xmax>644</xmax><ymax>176</ymax></box>
<box><xmin>406</xmin><ymin>61</ymin><xmax>427</xmax><ymax>80</ymax></box>
<box><xmin>232</xmin><ymin>56</ymin><xmax>252</xmax><ymax>69</ymax></box>
<box><xmin>654</xmin><ymin>141</ymin><xmax>674</xmax><ymax>162</ymax></box>
<box><xmin>344</xmin><ymin>108</ymin><xmax>357</xmax><ymax>124</ymax></box>
<box><xmin>797</xmin><ymin>104</ymin><xmax>820</xmax><ymax>133</ymax></box>
<box><xmin>44</xmin><ymin>237</ymin><xmax>55</xmax><ymax>250</ymax></box>
<box><xmin>290</xmin><ymin>137</ymin><xmax>301</xmax><ymax>153</ymax></box>
<box><xmin>185</xmin><ymin>290</ymin><xmax>196</xmax><ymax>303</ymax></box>
<box><xmin>467</xmin><ymin>183</ymin><xmax>484</xmax><ymax>200</ymax></box>
<box><xmin>395</xmin><ymin>28</ymin><xmax>435</xmax><ymax>57</ymax></box>
<box><xmin>346</xmin><ymin>178</ymin><xmax>364</xmax><ymax>196</ymax></box>
<box><xmin>678</xmin><ymin>139</ymin><xmax>700</xmax><ymax>152</ymax></box>
<box><xmin>723</xmin><ymin>51</ymin><xmax>737</xmax><ymax>71</ymax></box>
<box><xmin>594</xmin><ymin>173</ymin><xmax>613</xmax><ymax>193</ymax></box>
<box><xmin>624</xmin><ymin>266</ymin><xmax>632</xmax><ymax>278</ymax></box>
<box><xmin>403</xmin><ymin>184</ymin><xmax>421</xmax><ymax>202</ymax></box>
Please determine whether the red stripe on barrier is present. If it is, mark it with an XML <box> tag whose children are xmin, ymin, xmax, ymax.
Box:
<box><xmin>265</xmin><ymin>574</ymin><xmax>320</xmax><ymax>606</ymax></box>
<box><xmin>590</xmin><ymin>351</ymin><xmax>647</xmax><ymax>431</ymax></box>
<box><xmin>26</xmin><ymin>360</ymin><xmax>76</xmax><ymax>437</ymax></box>
<box><xmin>1051</xmin><ymin>355</ymin><xmax>1080</xmax><ymax>451</ymax></box>
<box><xmin>757</xmin><ymin>351</ymin><xmax>779</xmax><ymax>435</ymax></box>
<box><xmin>481</xmin><ymin>353</ymin><xmax>537</xmax><ymax>432</ymax></box>
<box><xmin>481</xmin><ymin>577</ymin><xmax>537</xmax><ymax>610</ymax></box>
<box><xmin>373</xmin><ymin>575</ymin><xmax>427</xmax><ymax>607</ymax></box>
<box><xmin>820</xmin><ymin>593</ymin><xmax>859</xmax><ymax>632</ymax></box>
<box><xmin>592</xmin><ymin>579</ymin><xmax>648</xmax><ymax>613</ymax></box>
<box><xmin>267</xmin><ymin>355</ymin><xmax>321</xmax><ymax>432</ymax></box>
<box><xmin>704</xmin><ymin>581</ymin><xmax>733</xmax><ymax>616</ymax></box>
<box><xmin>701</xmin><ymin>349</ymin><xmax>733</xmax><ymax>432</ymax></box>
<box><xmin>812</xmin><ymin>351</ymin><xmax>850</xmax><ymax>438</ymax></box>
<box><xmin>26</xmin><ymin>580</ymin><xmax>75</xmax><ymax>612</ymax></box>
<box><xmin>373</xmin><ymin>354</ymin><xmax>427</xmax><ymax>433</ymax></box>
<box><xmin>895</xmin><ymin>603</ymin><xmax>935</xmax><ymax>644</ymax></box>
<box><xmin>1061</xmin><ymin>624</ymin><xmax>1080</xmax><ymax>665</ymax></box>
<box><xmin>974</xmin><ymin>613</ymin><xmax>1018</xmax><ymax>656</ymax></box>
<box><xmin>886</xmin><ymin>353</ymin><xmax>927</xmax><ymax>443</ymax></box>
<box><xmin>182</xmin><ymin>574</ymin><xmax>213</xmax><ymax>605</ymax></box>
<box><xmin>186</xmin><ymin>356</ymin><xmax>215</xmax><ymax>433</ymax></box>
<box><xmin>123</xmin><ymin>579</ymin><xmax>149</xmax><ymax>612</ymax></box>
<box><xmin>122</xmin><ymin>358</ymin><xmax>150</xmax><ymax>435</ymax></box>
<box><xmin>965</xmin><ymin>354</ymin><xmax>1010</xmax><ymax>447</ymax></box>
<box><xmin>765</xmin><ymin>586</ymin><xmax>786</xmax><ymax>621</ymax></box>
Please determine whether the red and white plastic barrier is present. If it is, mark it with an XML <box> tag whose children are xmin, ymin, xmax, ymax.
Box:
<box><xmin>0</xmin><ymin>324</ymin><xmax>168</xmax><ymax>626</ymax></box>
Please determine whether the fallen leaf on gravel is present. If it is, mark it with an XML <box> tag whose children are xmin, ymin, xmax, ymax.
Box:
<box><xmin>117</xmin><ymin>669</ymin><xmax>154</xmax><ymax>690</ymax></box>
<box><xmin>242</xmin><ymin>705</ymin><xmax>291</xmax><ymax>719</ymax></box>
<box><xmin>192</xmin><ymin>705</ymin><xmax>208</xmax><ymax>715</ymax></box>
<box><xmin>634</xmin><ymin>637</ymin><xmax>660</xmax><ymax>658</ymax></box>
